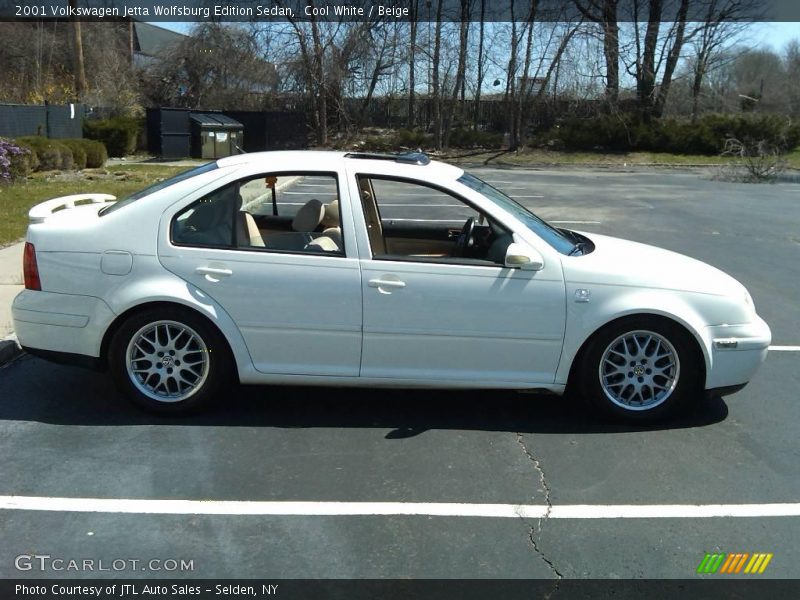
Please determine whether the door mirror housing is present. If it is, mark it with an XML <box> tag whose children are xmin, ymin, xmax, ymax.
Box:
<box><xmin>504</xmin><ymin>242</ymin><xmax>544</xmax><ymax>271</ymax></box>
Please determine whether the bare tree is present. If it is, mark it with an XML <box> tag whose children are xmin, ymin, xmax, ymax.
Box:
<box><xmin>444</xmin><ymin>0</ymin><xmax>471</xmax><ymax>147</ymax></box>
<box><xmin>688</xmin><ymin>0</ymin><xmax>757</xmax><ymax>121</ymax></box>
<box><xmin>282</xmin><ymin>3</ymin><xmax>330</xmax><ymax>144</ymax></box>
<box><xmin>144</xmin><ymin>23</ymin><xmax>276</xmax><ymax>110</ymax></box>
<box><xmin>357</xmin><ymin>23</ymin><xmax>397</xmax><ymax>127</ymax></box>
<box><xmin>574</xmin><ymin>0</ymin><xmax>620</xmax><ymax>109</ymax></box>
<box><xmin>513</xmin><ymin>1</ymin><xmax>539</xmax><ymax>150</ymax></box>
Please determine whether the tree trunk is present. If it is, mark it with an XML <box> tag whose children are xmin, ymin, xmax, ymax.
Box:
<box><xmin>574</xmin><ymin>0</ymin><xmax>619</xmax><ymax>109</ymax></box>
<box><xmin>128</xmin><ymin>20</ymin><xmax>135</xmax><ymax>66</ymax></box>
<box><xmin>638</xmin><ymin>0</ymin><xmax>663</xmax><ymax>116</ymax></box>
<box><xmin>514</xmin><ymin>1</ymin><xmax>538</xmax><ymax>150</ymax></box>
<box><xmin>691</xmin><ymin>55</ymin><xmax>707</xmax><ymax>123</ymax></box>
<box><xmin>654</xmin><ymin>0</ymin><xmax>690</xmax><ymax>117</ymax></box>
<box><xmin>432</xmin><ymin>0</ymin><xmax>443</xmax><ymax>150</ymax></box>
<box><xmin>444</xmin><ymin>0</ymin><xmax>470</xmax><ymax>148</ymax></box>
<box><xmin>407</xmin><ymin>2</ymin><xmax>417</xmax><ymax>129</ymax></box>
<box><xmin>70</xmin><ymin>0</ymin><xmax>87</xmax><ymax>98</ymax></box>
<box><xmin>473</xmin><ymin>0</ymin><xmax>486</xmax><ymax>130</ymax></box>
<box><xmin>309</xmin><ymin>8</ymin><xmax>326</xmax><ymax>145</ymax></box>
<box><xmin>505</xmin><ymin>0</ymin><xmax>519</xmax><ymax>148</ymax></box>
<box><xmin>361</xmin><ymin>40</ymin><xmax>388</xmax><ymax>127</ymax></box>
<box><xmin>601</xmin><ymin>0</ymin><xmax>619</xmax><ymax>110</ymax></box>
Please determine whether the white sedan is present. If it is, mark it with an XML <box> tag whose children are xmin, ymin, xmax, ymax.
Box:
<box><xmin>13</xmin><ymin>151</ymin><xmax>771</xmax><ymax>421</ymax></box>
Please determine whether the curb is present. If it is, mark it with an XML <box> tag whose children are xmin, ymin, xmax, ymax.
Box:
<box><xmin>0</xmin><ymin>334</ymin><xmax>23</xmax><ymax>366</ymax></box>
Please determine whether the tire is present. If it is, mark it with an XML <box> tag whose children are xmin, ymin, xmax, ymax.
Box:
<box><xmin>109</xmin><ymin>306</ymin><xmax>233</xmax><ymax>415</ymax></box>
<box><xmin>577</xmin><ymin>316</ymin><xmax>702</xmax><ymax>423</ymax></box>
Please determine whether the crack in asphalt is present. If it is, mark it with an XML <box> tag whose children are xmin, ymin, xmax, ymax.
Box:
<box><xmin>516</xmin><ymin>432</ymin><xmax>564</xmax><ymax>583</ymax></box>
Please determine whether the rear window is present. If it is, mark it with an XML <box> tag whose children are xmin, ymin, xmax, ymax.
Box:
<box><xmin>99</xmin><ymin>162</ymin><xmax>219</xmax><ymax>216</ymax></box>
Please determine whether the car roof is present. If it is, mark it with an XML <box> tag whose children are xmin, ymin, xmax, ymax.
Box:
<box><xmin>216</xmin><ymin>150</ymin><xmax>464</xmax><ymax>180</ymax></box>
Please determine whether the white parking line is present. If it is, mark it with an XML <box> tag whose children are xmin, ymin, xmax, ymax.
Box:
<box><xmin>384</xmin><ymin>218</ymin><xmax>466</xmax><ymax>223</ymax></box>
<box><xmin>282</xmin><ymin>191</ymin><xmax>334</xmax><ymax>195</ymax></box>
<box><xmin>550</xmin><ymin>220</ymin><xmax>602</xmax><ymax>225</ymax></box>
<box><xmin>380</xmin><ymin>203</ymin><xmax>463</xmax><ymax>207</ymax></box>
<box><xmin>1</xmin><ymin>496</ymin><xmax>799</xmax><ymax>519</ymax></box>
<box><xmin>769</xmin><ymin>346</ymin><xmax>800</xmax><ymax>351</ymax></box>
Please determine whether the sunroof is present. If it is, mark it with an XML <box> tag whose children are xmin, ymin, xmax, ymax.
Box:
<box><xmin>343</xmin><ymin>152</ymin><xmax>431</xmax><ymax>166</ymax></box>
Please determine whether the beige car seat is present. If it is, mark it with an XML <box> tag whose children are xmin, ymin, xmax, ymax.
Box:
<box><xmin>235</xmin><ymin>193</ymin><xmax>265</xmax><ymax>247</ymax></box>
<box><xmin>292</xmin><ymin>198</ymin><xmax>325</xmax><ymax>232</ymax></box>
<box><xmin>320</xmin><ymin>199</ymin><xmax>342</xmax><ymax>249</ymax></box>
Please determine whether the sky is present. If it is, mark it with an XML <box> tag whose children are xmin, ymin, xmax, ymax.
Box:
<box><xmin>751</xmin><ymin>22</ymin><xmax>800</xmax><ymax>50</ymax></box>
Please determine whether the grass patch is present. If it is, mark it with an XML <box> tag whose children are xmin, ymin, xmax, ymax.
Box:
<box><xmin>0</xmin><ymin>165</ymin><xmax>186</xmax><ymax>247</ymax></box>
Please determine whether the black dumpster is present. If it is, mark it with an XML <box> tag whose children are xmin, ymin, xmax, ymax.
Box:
<box><xmin>146</xmin><ymin>107</ymin><xmax>191</xmax><ymax>159</ymax></box>
<box><xmin>190</xmin><ymin>113</ymin><xmax>244</xmax><ymax>159</ymax></box>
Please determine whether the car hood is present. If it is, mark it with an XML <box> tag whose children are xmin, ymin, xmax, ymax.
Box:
<box><xmin>562</xmin><ymin>232</ymin><xmax>745</xmax><ymax>297</ymax></box>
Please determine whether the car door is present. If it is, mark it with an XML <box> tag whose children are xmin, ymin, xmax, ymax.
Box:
<box><xmin>158</xmin><ymin>170</ymin><xmax>363</xmax><ymax>377</ymax></box>
<box><xmin>350</xmin><ymin>173</ymin><xmax>567</xmax><ymax>385</ymax></box>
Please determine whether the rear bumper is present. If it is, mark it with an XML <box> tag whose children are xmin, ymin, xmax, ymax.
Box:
<box><xmin>12</xmin><ymin>290</ymin><xmax>115</xmax><ymax>361</ymax></box>
<box><xmin>705</xmin><ymin>316</ymin><xmax>771</xmax><ymax>390</ymax></box>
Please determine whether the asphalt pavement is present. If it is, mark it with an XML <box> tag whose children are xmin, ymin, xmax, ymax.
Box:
<box><xmin>0</xmin><ymin>166</ymin><xmax>798</xmax><ymax>582</ymax></box>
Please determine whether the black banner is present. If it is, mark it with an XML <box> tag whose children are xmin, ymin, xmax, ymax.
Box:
<box><xmin>3</xmin><ymin>580</ymin><xmax>800</xmax><ymax>600</ymax></box>
<box><xmin>1</xmin><ymin>0</ymin><xmax>799</xmax><ymax>23</ymax></box>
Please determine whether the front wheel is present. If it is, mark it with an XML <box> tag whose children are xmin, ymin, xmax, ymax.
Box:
<box><xmin>109</xmin><ymin>307</ymin><xmax>232</xmax><ymax>414</ymax></box>
<box><xmin>578</xmin><ymin>317</ymin><xmax>702</xmax><ymax>422</ymax></box>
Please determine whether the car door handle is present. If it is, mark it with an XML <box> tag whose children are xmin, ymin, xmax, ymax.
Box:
<box><xmin>195</xmin><ymin>266</ymin><xmax>233</xmax><ymax>282</ymax></box>
<box><xmin>368</xmin><ymin>278</ymin><xmax>406</xmax><ymax>289</ymax></box>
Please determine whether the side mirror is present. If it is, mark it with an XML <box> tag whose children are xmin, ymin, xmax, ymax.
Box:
<box><xmin>504</xmin><ymin>242</ymin><xmax>544</xmax><ymax>271</ymax></box>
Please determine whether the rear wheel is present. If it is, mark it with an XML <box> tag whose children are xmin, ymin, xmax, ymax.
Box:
<box><xmin>578</xmin><ymin>317</ymin><xmax>702</xmax><ymax>422</ymax></box>
<box><xmin>109</xmin><ymin>307</ymin><xmax>232</xmax><ymax>414</ymax></box>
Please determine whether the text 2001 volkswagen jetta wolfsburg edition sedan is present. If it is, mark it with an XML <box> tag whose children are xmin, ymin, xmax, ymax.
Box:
<box><xmin>13</xmin><ymin>152</ymin><xmax>770</xmax><ymax>421</ymax></box>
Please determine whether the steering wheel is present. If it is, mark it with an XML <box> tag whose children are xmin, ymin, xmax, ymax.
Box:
<box><xmin>453</xmin><ymin>217</ymin><xmax>475</xmax><ymax>257</ymax></box>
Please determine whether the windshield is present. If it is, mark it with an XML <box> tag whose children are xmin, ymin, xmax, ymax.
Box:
<box><xmin>100</xmin><ymin>162</ymin><xmax>219</xmax><ymax>216</ymax></box>
<box><xmin>457</xmin><ymin>172</ymin><xmax>576</xmax><ymax>255</ymax></box>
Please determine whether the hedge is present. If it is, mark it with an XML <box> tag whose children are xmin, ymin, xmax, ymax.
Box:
<box><xmin>16</xmin><ymin>136</ymin><xmax>74</xmax><ymax>171</ymax></box>
<box><xmin>81</xmin><ymin>139</ymin><xmax>108</xmax><ymax>168</ymax></box>
<box><xmin>360</xmin><ymin>128</ymin><xmax>502</xmax><ymax>151</ymax></box>
<box><xmin>555</xmin><ymin>113</ymin><xmax>800</xmax><ymax>155</ymax></box>
<box><xmin>62</xmin><ymin>138</ymin><xmax>108</xmax><ymax>168</ymax></box>
<box><xmin>448</xmin><ymin>128</ymin><xmax>503</xmax><ymax>149</ymax></box>
<box><xmin>7</xmin><ymin>136</ymin><xmax>108</xmax><ymax>174</ymax></box>
<box><xmin>83</xmin><ymin>117</ymin><xmax>141</xmax><ymax>157</ymax></box>
<box><xmin>61</xmin><ymin>139</ymin><xmax>87</xmax><ymax>170</ymax></box>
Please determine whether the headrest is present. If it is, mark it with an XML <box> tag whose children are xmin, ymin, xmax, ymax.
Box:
<box><xmin>292</xmin><ymin>198</ymin><xmax>325</xmax><ymax>232</ymax></box>
<box><xmin>321</xmin><ymin>199</ymin><xmax>340</xmax><ymax>228</ymax></box>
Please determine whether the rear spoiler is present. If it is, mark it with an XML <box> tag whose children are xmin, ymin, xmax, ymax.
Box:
<box><xmin>28</xmin><ymin>193</ymin><xmax>116</xmax><ymax>224</ymax></box>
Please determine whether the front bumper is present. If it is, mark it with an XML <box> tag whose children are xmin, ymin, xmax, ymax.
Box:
<box><xmin>12</xmin><ymin>290</ymin><xmax>115</xmax><ymax>361</ymax></box>
<box><xmin>705</xmin><ymin>315</ymin><xmax>771</xmax><ymax>390</ymax></box>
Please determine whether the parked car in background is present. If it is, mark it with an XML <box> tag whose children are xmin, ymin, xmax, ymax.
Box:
<box><xmin>13</xmin><ymin>151</ymin><xmax>771</xmax><ymax>421</ymax></box>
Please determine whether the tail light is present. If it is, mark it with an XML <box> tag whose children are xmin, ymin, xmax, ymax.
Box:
<box><xmin>23</xmin><ymin>242</ymin><xmax>41</xmax><ymax>291</ymax></box>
